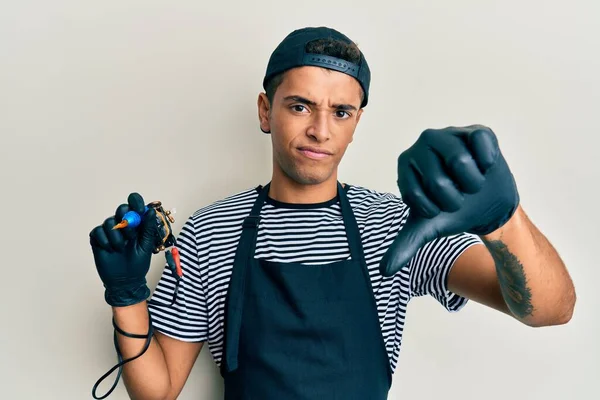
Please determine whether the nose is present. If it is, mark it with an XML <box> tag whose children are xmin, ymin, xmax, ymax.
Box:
<box><xmin>306</xmin><ymin>111</ymin><xmax>330</xmax><ymax>142</ymax></box>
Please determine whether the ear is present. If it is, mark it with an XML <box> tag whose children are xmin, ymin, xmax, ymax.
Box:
<box><xmin>356</xmin><ymin>108</ymin><xmax>364</xmax><ymax>124</ymax></box>
<box><xmin>257</xmin><ymin>93</ymin><xmax>271</xmax><ymax>134</ymax></box>
<box><xmin>349</xmin><ymin>109</ymin><xmax>364</xmax><ymax>144</ymax></box>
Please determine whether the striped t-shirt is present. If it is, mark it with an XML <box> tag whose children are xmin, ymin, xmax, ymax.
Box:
<box><xmin>148</xmin><ymin>183</ymin><xmax>482</xmax><ymax>373</ymax></box>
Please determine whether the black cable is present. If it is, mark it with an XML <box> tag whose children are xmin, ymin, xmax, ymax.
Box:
<box><xmin>92</xmin><ymin>310</ymin><xmax>154</xmax><ymax>399</ymax></box>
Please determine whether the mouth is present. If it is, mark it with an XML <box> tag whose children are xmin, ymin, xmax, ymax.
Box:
<box><xmin>297</xmin><ymin>146</ymin><xmax>333</xmax><ymax>160</ymax></box>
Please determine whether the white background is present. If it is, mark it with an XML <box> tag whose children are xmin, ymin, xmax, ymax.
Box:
<box><xmin>1</xmin><ymin>1</ymin><xmax>598</xmax><ymax>399</ymax></box>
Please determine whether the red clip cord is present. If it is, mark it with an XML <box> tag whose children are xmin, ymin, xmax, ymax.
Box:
<box><xmin>171</xmin><ymin>247</ymin><xmax>183</xmax><ymax>278</ymax></box>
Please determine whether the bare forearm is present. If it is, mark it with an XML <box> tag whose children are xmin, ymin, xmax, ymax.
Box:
<box><xmin>113</xmin><ymin>301</ymin><xmax>171</xmax><ymax>400</ymax></box>
<box><xmin>480</xmin><ymin>206</ymin><xmax>576</xmax><ymax>327</ymax></box>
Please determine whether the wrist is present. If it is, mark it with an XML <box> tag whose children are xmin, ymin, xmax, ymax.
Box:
<box><xmin>112</xmin><ymin>300</ymin><xmax>148</xmax><ymax>315</ymax></box>
<box><xmin>112</xmin><ymin>300</ymin><xmax>151</xmax><ymax>334</ymax></box>
<box><xmin>480</xmin><ymin>204</ymin><xmax>524</xmax><ymax>242</ymax></box>
<box><xmin>105</xmin><ymin>281</ymin><xmax>150</xmax><ymax>307</ymax></box>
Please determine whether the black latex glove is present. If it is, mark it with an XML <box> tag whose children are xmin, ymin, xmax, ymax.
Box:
<box><xmin>89</xmin><ymin>193</ymin><xmax>159</xmax><ymax>307</ymax></box>
<box><xmin>379</xmin><ymin>125</ymin><xmax>520</xmax><ymax>277</ymax></box>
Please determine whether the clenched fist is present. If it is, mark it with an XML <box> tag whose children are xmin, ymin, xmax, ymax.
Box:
<box><xmin>380</xmin><ymin>125</ymin><xmax>520</xmax><ymax>276</ymax></box>
<box><xmin>89</xmin><ymin>193</ymin><xmax>160</xmax><ymax>307</ymax></box>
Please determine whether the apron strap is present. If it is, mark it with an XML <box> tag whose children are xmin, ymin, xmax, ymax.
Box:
<box><xmin>222</xmin><ymin>184</ymin><xmax>270</xmax><ymax>373</ymax></box>
<box><xmin>337</xmin><ymin>182</ymin><xmax>366</xmax><ymax>265</ymax></box>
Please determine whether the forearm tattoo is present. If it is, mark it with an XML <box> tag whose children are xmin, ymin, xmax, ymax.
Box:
<box><xmin>483</xmin><ymin>239</ymin><xmax>534</xmax><ymax>318</ymax></box>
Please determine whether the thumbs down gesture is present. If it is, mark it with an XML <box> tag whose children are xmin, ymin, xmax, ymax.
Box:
<box><xmin>379</xmin><ymin>125</ymin><xmax>520</xmax><ymax>277</ymax></box>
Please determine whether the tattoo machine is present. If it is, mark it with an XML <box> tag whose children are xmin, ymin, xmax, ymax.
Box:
<box><xmin>113</xmin><ymin>201</ymin><xmax>183</xmax><ymax>305</ymax></box>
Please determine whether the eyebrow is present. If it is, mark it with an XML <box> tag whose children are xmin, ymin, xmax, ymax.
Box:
<box><xmin>283</xmin><ymin>95</ymin><xmax>358</xmax><ymax>111</ymax></box>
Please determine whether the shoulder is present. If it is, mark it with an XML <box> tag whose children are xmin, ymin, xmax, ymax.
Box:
<box><xmin>185</xmin><ymin>185</ymin><xmax>260</xmax><ymax>229</ymax></box>
<box><xmin>345</xmin><ymin>183</ymin><xmax>407</xmax><ymax>214</ymax></box>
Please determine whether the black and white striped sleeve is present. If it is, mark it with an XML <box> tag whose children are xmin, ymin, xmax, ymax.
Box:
<box><xmin>407</xmin><ymin>233</ymin><xmax>483</xmax><ymax>311</ymax></box>
<box><xmin>147</xmin><ymin>215</ymin><xmax>209</xmax><ymax>342</ymax></box>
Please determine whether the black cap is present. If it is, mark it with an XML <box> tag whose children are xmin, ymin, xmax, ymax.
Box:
<box><xmin>263</xmin><ymin>26</ymin><xmax>371</xmax><ymax>108</ymax></box>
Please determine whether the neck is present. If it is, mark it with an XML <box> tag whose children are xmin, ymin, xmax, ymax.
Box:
<box><xmin>269</xmin><ymin>168</ymin><xmax>340</xmax><ymax>204</ymax></box>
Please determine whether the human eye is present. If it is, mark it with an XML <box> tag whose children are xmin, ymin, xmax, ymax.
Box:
<box><xmin>335</xmin><ymin>110</ymin><xmax>351</xmax><ymax>119</ymax></box>
<box><xmin>291</xmin><ymin>104</ymin><xmax>309</xmax><ymax>113</ymax></box>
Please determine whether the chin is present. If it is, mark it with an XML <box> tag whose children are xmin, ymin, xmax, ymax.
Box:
<box><xmin>294</xmin><ymin>176</ymin><xmax>327</xmax><ymax>185</ymax></box>
<box><xmin>275</xmin><ymin>152</ymin><xmax>338</xmax><ymax>186</ymax></box>
<box><xmin>285</xmin><ymin>166</ymin><xmax>333</xmax><ymax>186</ymax></box>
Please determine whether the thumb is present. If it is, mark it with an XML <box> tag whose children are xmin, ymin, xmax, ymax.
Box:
<box><xmin>379</xmin><ymin>213</ymin><xmax>439</xmax><ymax>277</ymax></box>
<box><xmin>138</xmin><ymin>207</ymin><xmax>159</xmax><ymax>254</ymax></box>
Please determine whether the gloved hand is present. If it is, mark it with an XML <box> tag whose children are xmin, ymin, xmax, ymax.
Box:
<box><xmin>89</xmin><ymin>193</ymin><xmax>160</xmax><ymax>307</ymax></box>
<box><xmin>379</xmin><ymin>125</ymin><xmax>520</xmax><ymax>277</ymax></box>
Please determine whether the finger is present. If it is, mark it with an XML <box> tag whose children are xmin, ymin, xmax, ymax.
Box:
<box><xmin>115</xmin><ymin>203</ymin><xmax>136</xmax><ymax>240</ymax></box>
<box><xmin>138</xmin><ymin>208</ymin><xmax>159</xmax><ymax>254</ymax></box>
<box><xmin>115</xmin><ymin>203</ymin><xmax>129</xmax><ymax>221</ymax></box>
<box><xmin>413</xmin><ymin>150</ymin><xmax>464</xmax><ymax>213</ymax></box>
<box><xmin>90</xmin><ymin>225</ymin><xmax>112</xmax><ymax>252</ymax></box>
<box><xmin>379</xmin><ymin>213</ymin><xmax>438</xmax><ymax>276</ymax></box>
<box><xmin>427</xmin><ymin>131</ymin><xmax>485</xmax><ymax>194</ymax></box>
<box><xmin>127</xmin><ymin>192</ymin><xmax>146</xmax><ymax>215</ymax></box>
<box><xmin>102</xmin><ymin>217</ymin><xmax>125</xmax><ymax>251</ymax></box>
<box><xmin>467</xmin><ymin>127</ymin><xmax>498</xmax><ymax>173</ymax></box>
<box><xmin>398</xmin><ymin>158</ymin><xmax>440</xmax><ymax>219</ymax></box>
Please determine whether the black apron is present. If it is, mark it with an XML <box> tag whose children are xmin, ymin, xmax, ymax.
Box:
<box><xmin>221</xmin><ymin>182</ymin><xmax>392</xmax><ymax>399</ymax></box>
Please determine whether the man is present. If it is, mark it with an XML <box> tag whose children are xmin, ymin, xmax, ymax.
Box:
<box><xmin>90</xmin><ymin>26</ymin><xmax>576</xmax><ymax>400</ymax></box>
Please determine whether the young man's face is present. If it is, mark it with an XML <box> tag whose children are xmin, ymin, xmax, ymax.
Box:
<box><xmin>258</xmin><ymin>66</ymin><xmax>364</xmax><ymax>186</ymax></box>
